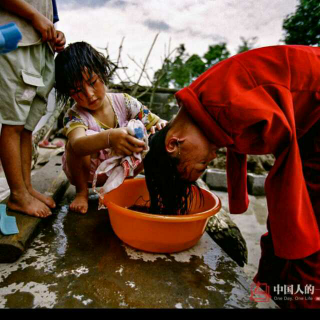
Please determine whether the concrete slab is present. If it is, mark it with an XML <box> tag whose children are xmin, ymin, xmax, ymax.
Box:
<box><xmin>247</xmin><ymin>173</ymin><xmax>267</xmax><ymax>196</ymax></box>
<box><xmin>205</xmin><ymin>168</ymin><xmax>267</xmax><ymax>196</ymax></box>
<box><xmin>205</xmin><ymin>168</ymin><xmax>228</xmax><ymax>192</ymax></box>
<box><xmin>0</xmin><ymin>186</ymin><xmax>277</xmax><ymax>309</ymax></box>
<box><xmin>0</xmin><ymin>155</ymin><xmax>70</xmax><ymax>263</ymax></box>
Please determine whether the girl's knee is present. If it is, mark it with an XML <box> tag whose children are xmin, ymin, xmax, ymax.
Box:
<box><xmin>66</xmin><ymin>149</ymin><xmax>91</xmax><ymax>172</ymax></box>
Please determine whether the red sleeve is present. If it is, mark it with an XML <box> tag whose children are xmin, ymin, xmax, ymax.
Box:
<box><xmin>226</xmin><ymin>150</ymin><xmax>249</xmax><ymax>214</ymax></box>
<box><xmin>226</xmin><ymin>84</ymin><xmax>320</xmax><ymax>259</ymax></box>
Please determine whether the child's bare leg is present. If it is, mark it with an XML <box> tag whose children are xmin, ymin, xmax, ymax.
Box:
<box><xmin>0</xmin><ymin>124</ymin><xmax>51</xmax><ymax>218</ymax></box>
<box><xmin>21</xmin><ymin>129</ymin><xmax>56</xmax><ymax>209</ymax></box>
<box><xmin>66</xmin><ymin>143</ymin><xmax>91</xmax><ymax>214</ymax></box>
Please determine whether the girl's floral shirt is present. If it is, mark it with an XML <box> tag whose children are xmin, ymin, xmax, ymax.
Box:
<box><xmin>63</xmin><ymin>93</ymin><xmax>160</xmax><ymax>136</ymax></box>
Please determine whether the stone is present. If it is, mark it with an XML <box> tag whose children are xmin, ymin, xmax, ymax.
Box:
<box><xmin>204</xmin><ymin>168</ymin><xmax>228</xmax><ymax>191</ymax></box>
<box><xmin>247</xmin><ymin>173</ymin><xmax>267</xmax><ymax>196</ymax></box>
<box><xmin>197</xmin><ymin>178</ymin><xmax>248</xmax><ymax>267</ymax></box>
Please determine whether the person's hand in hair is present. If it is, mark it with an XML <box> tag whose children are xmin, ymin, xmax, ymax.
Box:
<box><xmin>150</xmin><ymin>119</ymin><xmax>168</xmax><ymax>134</ymax></box>
<box><xmin>52</xmin><ymin>30</ymin><xmax>66</xmax><ymax>52</ymax></box>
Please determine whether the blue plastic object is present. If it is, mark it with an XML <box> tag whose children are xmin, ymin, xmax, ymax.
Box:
<box><xmin>134</xmin><ymin>127</ymin><xmax>144</xmax><ymax>139</ymax></box>
<box><xmin>0</xmin><ymin>22</ymin><xmax>22</xmax><ymax>54</ymax></box>
<box><xmin>0</xmin><ymin>204</ymin><xmax>19</xmax><ymax>235</ymax></box>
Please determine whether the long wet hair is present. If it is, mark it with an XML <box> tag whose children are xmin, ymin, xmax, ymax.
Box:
<box><xmin>143</xmin><ymin>123</ymin><xmax>203</xmax><ymax>215</ymax></box>
<box><xmin>55</xmin><ymin>41</ymin><xmax>112</xmax><ymax>105</ymax></box>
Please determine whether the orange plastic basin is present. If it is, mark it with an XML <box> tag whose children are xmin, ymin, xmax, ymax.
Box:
<box><xmin>102</xmin><ymin>178</ymin><xmax>221</xmax><ymax>253</ymax></box>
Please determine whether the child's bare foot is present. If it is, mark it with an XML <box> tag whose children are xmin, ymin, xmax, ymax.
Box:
<box><xmin>70</xmin><ymin>193</ymin><xmax>88</xmax><ymax>214</ymax></box>
<box><xmin>7</xmin><ymin>192</ymin><xmax>52</xmax><ymax>218</ymax></box>
<box><xmin>28</xmin><ymin>188</ymin><xmax>56</xmax><ymax>209</ymax></box>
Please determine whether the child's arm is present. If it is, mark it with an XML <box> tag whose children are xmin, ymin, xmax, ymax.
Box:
<box><xmin>0</xmin><ymin>0</ymin><xmax>57</xmax><ymax>42</ymax></box>
<box><xmin>67</xmin><ymin>127</ymin><xmax>146</xmax><ymax>157</ymax></box>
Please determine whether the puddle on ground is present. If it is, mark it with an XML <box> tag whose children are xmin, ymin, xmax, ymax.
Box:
<box><xmin>52</xmin><ymin>204</ymin><xmax>69</xmax><ymax>256</ymax></box>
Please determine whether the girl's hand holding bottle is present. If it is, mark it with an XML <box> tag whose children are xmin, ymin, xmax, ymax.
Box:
<box><xmin>107</xmin><ymin>128</ymin><xmax>145</xmax><ymax>156</ymax></box>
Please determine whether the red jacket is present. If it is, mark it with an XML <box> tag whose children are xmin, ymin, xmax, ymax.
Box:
<box><xmin>175</xmin><ymin>45</ymin><xmax>320</xmax><ymax>260</ymax></box>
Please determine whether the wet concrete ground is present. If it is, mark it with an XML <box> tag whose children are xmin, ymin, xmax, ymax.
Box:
<box><xmin>0</xmin><ymin>185</ymin><xmax>276</xmax><ymax>309</ymax></box>
<box><xmin>214</xmin><ymin>191</ymin><xmax>268</xmax><ymax>281</ymax></box>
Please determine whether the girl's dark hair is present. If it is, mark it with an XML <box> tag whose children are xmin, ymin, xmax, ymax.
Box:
<box><xmin>143</xmin><ymin>124</ymin><xmax>203</xmax><ymax>215</ymax></box>
<box><xmin>55</xmin><ymin>41</ymin><xmax>112</xmax><ymax>105</ymax></box>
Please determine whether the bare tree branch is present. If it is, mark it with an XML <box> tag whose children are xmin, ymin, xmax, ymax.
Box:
<box><xmin>128</xmin><ymin>55</ymin><xmax>153</xmax><ymax>84</ymax></box>
<box><xmin>131</xmin><ymin>33</ymin><xmax>159</xmax><ymax>96</ymax></box>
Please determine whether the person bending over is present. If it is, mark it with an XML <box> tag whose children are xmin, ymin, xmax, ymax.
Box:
<box><xmin>143</xmin><ymin>45</ymin><xmax>320</xmax><ymax>308</ymax></box>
